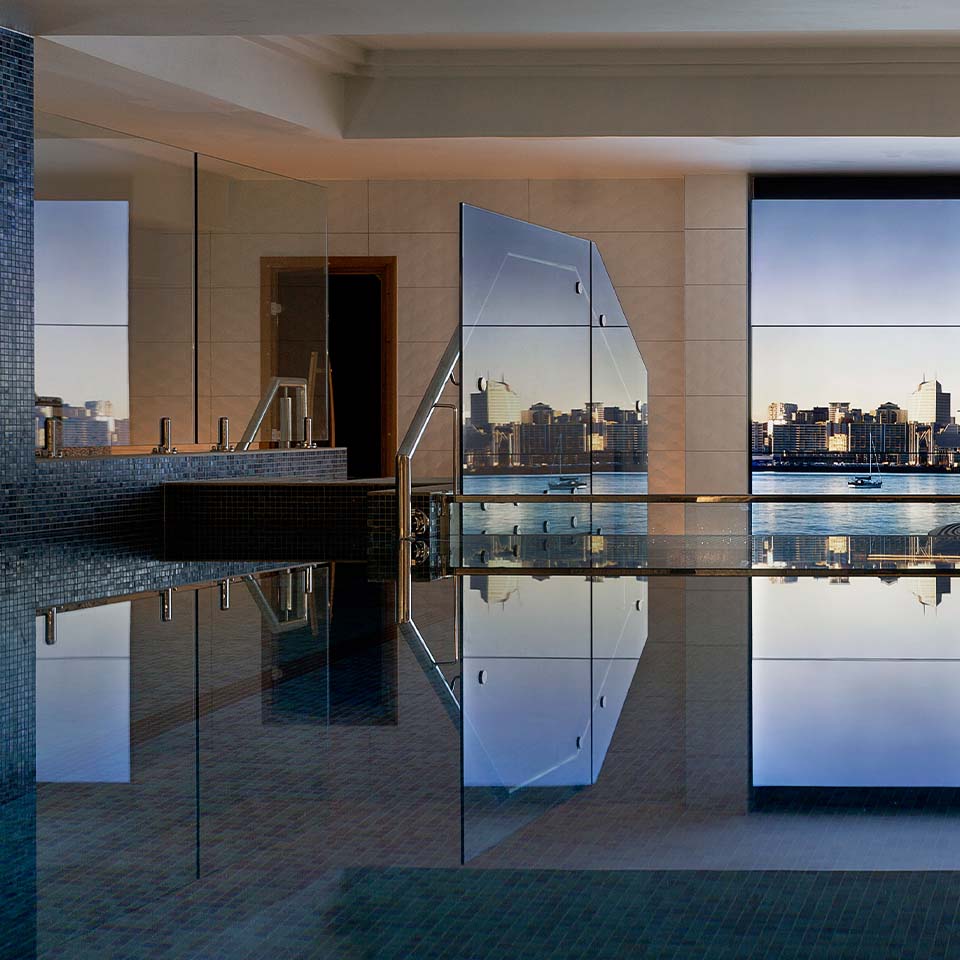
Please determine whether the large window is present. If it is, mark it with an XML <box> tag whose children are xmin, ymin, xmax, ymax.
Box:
<box><xmin>34</xmin><ymin>200</ymin><xmax>130</xmax><ymax>447</ymax></box>
<box><xmin>751</xmin><ymin>178</ymin><xmax>960</xmax><ymax>535</ymax></box>
<box><xmin>750</xmin><ymin>178</ymin><xmax>960</xmax><ymax>791</ymax></box>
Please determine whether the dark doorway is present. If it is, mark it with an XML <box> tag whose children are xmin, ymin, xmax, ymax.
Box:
<box><xmin>327</xmin><ymin>256</ymin><xmax>398</xmax><ymax>478</ymax></box>
<box><xmin>329</xmin><ymin>274</ymin><xmax>383</xmax><ymax>478</ymax></box>
<box><xmin>262</xmin><ymin>256</ymin><xmax>397</xmax><ymax>475</ymax></box>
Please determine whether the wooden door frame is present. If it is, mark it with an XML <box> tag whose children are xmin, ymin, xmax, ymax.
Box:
<box><xmin>260</xmin><ymin>255</ymin><xmax>398</xmax><ymax>476</ymax></box>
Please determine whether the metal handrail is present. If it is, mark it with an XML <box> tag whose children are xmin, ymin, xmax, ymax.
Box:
<box><xmin>453</xmin><ymin>492</ymin><xmax>960</xmax><ymax>504</ymax></box>
<box><xmin>396</xmin><ymin>330</ymin><xmax>460</xmax><ymax>541</ymax></box>
<box><xmin>235</xmin><ymin>377</ymin><xmax>309</xmax><ymax>451</ymax></box>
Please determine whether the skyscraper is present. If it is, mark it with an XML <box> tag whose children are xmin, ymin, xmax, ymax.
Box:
<box><xmin>908</xmin><ymin>379</ymin><xmax>952</xmax><ymax>425</ymax></box>
<box><xmin>469</xmin><ymin>378</ymin><xmax>523</xmax><ymax>426</ymax></box>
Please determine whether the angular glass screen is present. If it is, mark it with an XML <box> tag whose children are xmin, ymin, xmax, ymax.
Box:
<box><xmin>461</xmin><ymin>204</ymin><xmax>591</xmax><ymax>328</ymax></box>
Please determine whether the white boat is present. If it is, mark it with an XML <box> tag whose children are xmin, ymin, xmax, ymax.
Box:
<box><xmin>548</xmin><ymin>476</ymin><xmax>587</xmax><ymax>490</ymax></box>
<box><xmin>548</xmin><ymin>441</ymin><xmax>587</xmax><ymax>490</ymax></box>
<box><xmin>847</xmin><ymin>435</ymin><xmax>882</xmax><ymax>489</ymax></box>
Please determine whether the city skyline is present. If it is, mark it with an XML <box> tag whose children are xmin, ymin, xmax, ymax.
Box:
<box><xmin>751</xmin><ymin>327</ymin><xmax>960</xmax><ymax>421</ymax></box>
<box><xmin>753</xmin><ymin>376</ymin><xmax>950</xmax><ymax>425</ymax></box>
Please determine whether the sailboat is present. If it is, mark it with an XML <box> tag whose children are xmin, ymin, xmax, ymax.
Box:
<box><xmin>548</xmin><ymin>435</ymin><xmax>587</xmax><ymax>490</ymax></box>
<box><xmin>847</xmin><ymin>434</ymin><xmax>882</xmax><ymax>488</ymax></box>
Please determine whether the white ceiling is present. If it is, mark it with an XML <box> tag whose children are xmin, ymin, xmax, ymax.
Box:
<box><xmin>25</xmin><ymin>13</ymin><xmax>960</xmax><ymax>180</ymax></box>
<box><xmin>13</xmin><ymin>0</ymin><xmax>960</xmax><ymax>37</ymax></box>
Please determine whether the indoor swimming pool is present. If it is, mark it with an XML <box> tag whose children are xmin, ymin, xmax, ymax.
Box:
<box><xmin>7</xmin><ymin>518</ymin><xmax>960</xmax><ymax>958</ymax></box>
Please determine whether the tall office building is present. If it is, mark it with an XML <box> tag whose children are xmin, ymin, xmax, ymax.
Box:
<box><xmin>908</xmin><ymin>379</ymin><xmax>952</xmax><ymax>425</ymax></box>
<box><xmin>469</xmin><ymin>378</ymin><xmax>523</xmax><ymax>426</ymax></box>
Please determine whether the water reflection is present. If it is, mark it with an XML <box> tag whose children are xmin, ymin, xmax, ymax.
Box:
<box><xmin>753</xmin><ymin>576</ymin><xmax>960</xmax><ymax>787</ymax></box>
<box><xmin>462</xmin><ymin>575</ymin><xmax>646</xmax><ymax>859</ymax></box>
<box><xmin>36</xmin><ymin>603</ymin><xmax>131</xmax><ymax>783</ymax></box>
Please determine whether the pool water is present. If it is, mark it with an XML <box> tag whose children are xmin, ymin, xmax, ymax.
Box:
<box><xmin>7</xmin><ymin>539</ymin><xmax>960</xmax><ymax>959</ymax></box>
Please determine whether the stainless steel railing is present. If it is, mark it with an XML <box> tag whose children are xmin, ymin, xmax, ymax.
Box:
<box><xmin>396</xmin><ymin>330</ymin><xmax>460</xmax><ymax>542</ymax></box>
<box><xmin>235</xmin><ymin>377</ymin><xmax>309</xmax><ymax>451</ymax></box>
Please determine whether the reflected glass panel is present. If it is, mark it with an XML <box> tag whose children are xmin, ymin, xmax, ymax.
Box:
<box><xmin>753</xmin><ymin>576</ymin><xmax>960</xmax><ymax>787</ymax></box>
<box><xmin>35</xmin><ymin>588</ymin><xmax>198</xmax><ymax>946</ymax></box>
<box><xmin>591</xmin><ymin>576</ymin><xmax>647</xmax><ymax>660</ymax></box>
<box><xmin>463</xmin><ymin>575</ymin><xmax>590</xmax><ymax>658</ymax></box>
<box><xmin>34</xmin><ymin>113</ymin><xmax>195</xmax><ymax>448</ymax></box>
<box><xmin>36</xmin><ymin>603</ymin><xmax>130</xmax><ymax>783</ymax></box>
<box><xmin>461</xmin><ymin>575</ymin><xmax>647</xmax><ymax>861</ymax></box>
<box><xmin>197</xmin><ymin>157</ymin><xmax>328</xmax><ymax>448</ymax></box>
<box><xmin>591</xmin><ymin>657</ymin><xmax>639</xmax><ymax>777</ymax></box>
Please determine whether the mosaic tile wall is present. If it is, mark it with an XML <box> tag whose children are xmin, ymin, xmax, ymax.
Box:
<box><xmin>26</xmin><ymin>447</ymin><xmax>346</xmax><ymax>552</ymax></box>
<box><xmin>0</xmin><ymin>28</ymin><xmax>37</xmax><ymax>954</ymax></box>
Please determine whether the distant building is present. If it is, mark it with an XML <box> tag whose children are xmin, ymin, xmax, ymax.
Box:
<box><xmin>767</xmin><ymin>401</ymin><xmax>797</xmax><ymax>422</ymax></box>
<box><xmin>469</xmin><ymin>378</ymin><xmax>523</xmax><ymax>427</ymax></box>
<box><xmin>796</xmin><ymin>406</ymin><xmax>829</xmax><ymax>424</ymax></box>
<box><xmin>874</xmin><ymin>402</ymin><xmax>907</xmax><ymax>424</ymax></box>
<box><xmin>828</xmin><ymin>401</ymin><xmax>851</xmax><ymax>423</ymax></box>
<box><xmin>769</xmin><ymin>423</ymin><xmax>829</xmax><ymax>455</ymax></box>
<box><xmin>908</xmin><ymin>379</ymin><xmax>952</xmax><ymax>425</ymax></box>
<box><xmin>62</xmin><ymin>417</ymin><xmax>112</xmax><ymax>446</ymax></box>
<box><xmin>85</xmin><ymin>399</ymin><xmax>113</xmax><ymax>417</ymax></box>
<box><xmin>524</xmin><ymin>402</ymin><xmax>554</xmax><ymax>425</ymax></box>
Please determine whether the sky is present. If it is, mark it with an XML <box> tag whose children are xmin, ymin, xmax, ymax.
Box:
<box><xmin>751</xmin><ymin>199</ymin><xmax>960</xmax><ymax>420</ymax></box>
<box><xmin>34</xmin><ymin>200</ymin><xmax>130</xmax><ymax>415</ymax></box>
<box><xmin>463</xmin><ymin>325</ymin><xmax>646</xmax><ymax>414</ymax></box>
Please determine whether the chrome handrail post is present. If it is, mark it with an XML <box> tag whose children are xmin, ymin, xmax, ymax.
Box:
<box><xmin>395</xmin><ymin>331</ymin><xmax>460</xmax><ymax>540</ymax></box>
<box><xmin>236</xmin><ymin>376</ymin><xmax>309</xmax><ymax>451</ymax></box>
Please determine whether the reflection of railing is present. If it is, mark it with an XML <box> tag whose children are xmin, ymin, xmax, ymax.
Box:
<box><xmin>396</xmin><ymin>331</ymin><xmax>461</xmax><ymax>542</ymax></box>
<box><xmin>242</xmin><ymin>568</ymin><xmax>313</xmax><ymax>631</ymax></box>
<box><xmin>398</xmin><ymin>615</ymin><xmax>460</xmax><ymax>728</ymax></box>
<box><xmin>236</xmin><ymin>377</ymin><xmax>309</xmax><ymax>452</ymax></box>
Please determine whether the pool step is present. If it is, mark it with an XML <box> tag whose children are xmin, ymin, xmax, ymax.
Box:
<box><xmin>163</xmin><ymin>477</ymin><xmax>451</xmax><ymax>560</ymax></box>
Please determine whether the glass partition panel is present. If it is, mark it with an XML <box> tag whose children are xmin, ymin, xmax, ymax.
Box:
<box><xmin>461</xmin><ymin>204</ymin><xmax>591</xmax><ymax>328</ymax></box>
<box><xmin>197</xmin><ymin>156</ymin><xmax>328</xmax><ymax>448</ymax></box>
<box><xmin>461</xmin><ymin>206</ymin><xmax>594</xmax><ymax>562</ymax></box>
<box><xmin>459</xmin><ymin>207</ymin><xmax>649</xmax><ymax>549</ymax></box>
<box><xmin>591</xmin><ymin>325</ymin><xmax>648</xmax><ymax>534</ymax></box>
<box><xmin>34</xmin><ymin>113</ymin><xmax>196</xmax><ymax>450</ymax></box>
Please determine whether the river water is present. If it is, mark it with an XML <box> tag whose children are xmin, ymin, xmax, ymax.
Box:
<box><xmin>752</xmin><ymin>471</ymin><xmax>960</xmax><ymax>536</ymax></box>
<box><xmin>460</xmin><ymin>470</ymin><xmax>960</xmax><ymax>536</ymax></box>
